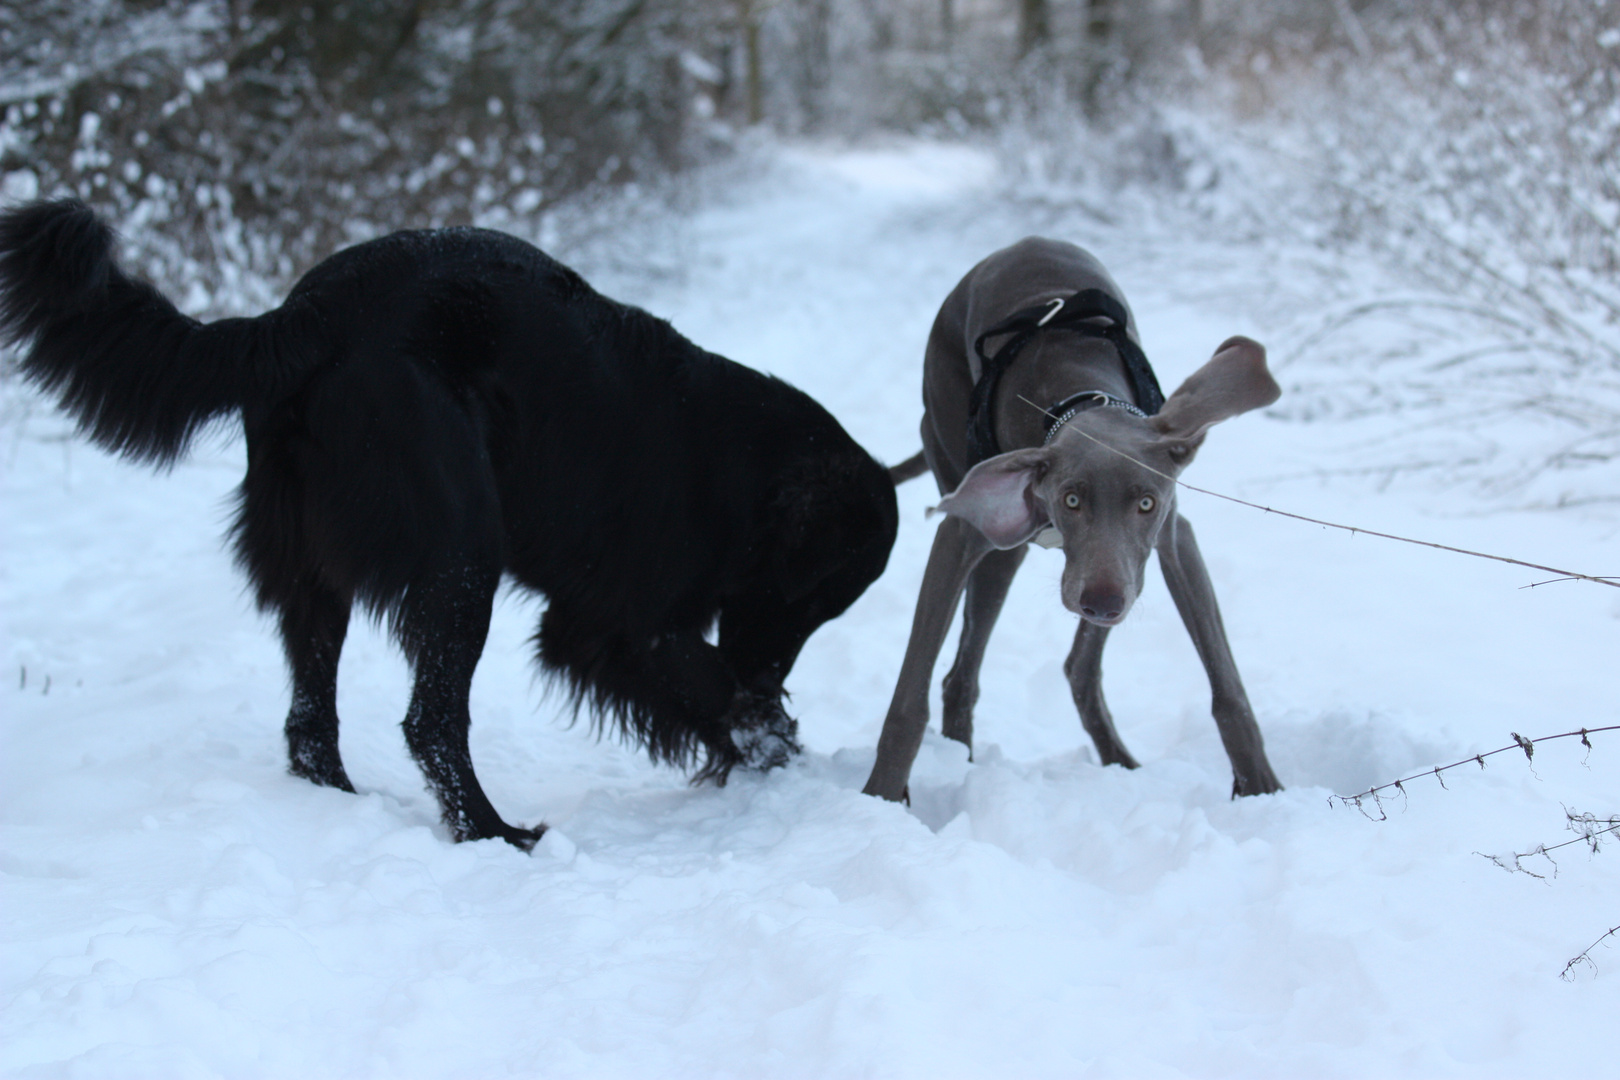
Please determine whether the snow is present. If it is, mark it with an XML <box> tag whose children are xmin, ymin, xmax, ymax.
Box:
<box><xmin>4</xmin><ymin>139</ymin><xmax>1618</xmax><ymax>1077</ymax></box>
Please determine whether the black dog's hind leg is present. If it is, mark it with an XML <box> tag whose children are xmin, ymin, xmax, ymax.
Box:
<box><xmin>397</xmin><ymin>561</ymin><xmax>545</xmax><ymax>850</ymax></box>
<box><xmin>280</xmin><ymin>580</ymin><xmax>355</xmax><ymax>791</ymax></box>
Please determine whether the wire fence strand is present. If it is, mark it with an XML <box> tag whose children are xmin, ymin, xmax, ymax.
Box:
<box><xmin>1327</xmin><ymin>726</ymin><xmax>1620</xmax><ymax>819</ymax></box>
<box><xmin>1563</xmin><ymin>925</ymin><xmax>1620</xmax><ymax>981</ymax></box>
<box><xmin>1010</xmin><ymin>399</ymin><xmax>1620</xmax><ymax>980</ymax></box>
<box><xmin>1477</xmin><ymin>810</ymin><xmax>1620</xmax><ymax>879</ymax></box>
<box><xmin>1016</xmin><ymin>395</ymin><xmax>1620</xmax><ymax>590</ymax></box>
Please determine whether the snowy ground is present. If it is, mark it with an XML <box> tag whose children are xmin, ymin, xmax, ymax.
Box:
<box><xmin>4</xmin><ymin>140</ymin><xmax>1618</xmax><ymax>1078</ymax></box>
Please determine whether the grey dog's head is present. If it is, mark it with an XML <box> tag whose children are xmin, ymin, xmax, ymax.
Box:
<box><xmin>935</xmin><ymin>337</ymin><xmax>1280</xmax><ymax>625</ymax></box>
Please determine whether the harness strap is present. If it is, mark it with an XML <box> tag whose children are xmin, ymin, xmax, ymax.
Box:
<box><xmin>966</xmin><ymin>287</ymin><xmax>1165</xmax><ymax>465</ymax></box>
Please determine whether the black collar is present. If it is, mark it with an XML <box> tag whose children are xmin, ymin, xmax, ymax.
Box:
<box><xmin>1041</xmin><ymin>390</ymin><xmax>1148</xmax><ymax>445</ymax></box>
<box><xmin>966</xmin><ymin>287</ymin><xmax>1164</xmax><ymax>465</ymax></box>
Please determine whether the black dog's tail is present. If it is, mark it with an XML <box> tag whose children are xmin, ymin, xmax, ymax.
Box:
<box><xmin>0</xmin><ymin>199</ymin><xmax>317</xmax><ymax>466</ymax></box>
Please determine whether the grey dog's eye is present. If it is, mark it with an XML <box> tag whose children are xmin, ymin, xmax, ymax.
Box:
<box><xmin>1063</xmin><ymin>492</ymin><xmax>1080</xmax><ymax>510</ymax></box>
<box><xmin>1137</xmin><ymin>495</ymin><xmax>1155</xmax><ymax>513</ymax></box>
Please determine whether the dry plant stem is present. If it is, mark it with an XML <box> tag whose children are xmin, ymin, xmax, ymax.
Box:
<box><xmin>1279</xmin><ymin>297</ymin><xmax>1539</xmax><ymax>369</ymax></box>
<box><xmin>1563</xmin><ymin>925</ymin><xmax>1620</xmax><ymax>981</ymax></box>
<box><xmin>1016</xmin><ymin>396</ymin><xmax>1620</xmax><ymax>590</ymax></box>
<box><xmin>1224</xmin><ymin>133</ymin><xmax>1620</xmax><ymax>367</ymax></box>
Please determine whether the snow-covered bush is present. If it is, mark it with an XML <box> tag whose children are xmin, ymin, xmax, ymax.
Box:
<box><xmin>0</xmin><ymin>0</ymin><xmax>726</xmax><ymax>315</ymax></box>
<box><xmin>992</xmin><ymin>0</ymin><xmax>1620</xmax><ymax>505</ymax></box>
<box><xmin>1245</xmin><ymin>1</ymin><xmax>1620</xmax><ymax>505</ymax></box>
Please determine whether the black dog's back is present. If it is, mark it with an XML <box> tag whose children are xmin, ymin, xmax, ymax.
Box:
<box><xmin>1</xmin><ymin>201</ymin><xmax>898</xmax><ymax>848</ymax></box>
<box><xmin>255</xmin><ymin>224</ymin><xmax>884</xmax><ymax>654</ymax></box>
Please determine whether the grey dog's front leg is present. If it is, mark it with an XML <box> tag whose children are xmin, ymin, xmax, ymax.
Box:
<box><xmin>864</xmin><ymin>515</ymin><xmax>990</xmax><ymax>801</ymax></box>
<box><xmin>1156</xmin><ymin>513</ymin><xmax>1282</xmax><ymax>796</ymax></box>
<box><xmin>941</xmin><ymin>544</ymin><xmax>1027</xmax><ymax>753</ymax></box>
<box><xmin>1064</xmin><ymin>619</ymin><xmax>1141</xmax><ymax>769</ymax></box>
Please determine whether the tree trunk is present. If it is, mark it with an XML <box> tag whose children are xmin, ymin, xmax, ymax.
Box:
<box><xmin>744</xmin><ymin>2</ymin><xmax>763</xmax><ymax>124</ymax></box>
<box><xmin>1085</xmin><ymin>0</ymin><xmax>1113</xmax><ymax>47</ymax></box>
<box><xmin>1019</xmin><ymin>0</ymin><xmax>1049</xmax><ymax>56</ymax></box>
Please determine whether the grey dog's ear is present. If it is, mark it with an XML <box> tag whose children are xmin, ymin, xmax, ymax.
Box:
<box><xmin>1150</xmin><ymin>336</ymin><xmax>1280</xmax><ymax>463</ymax></box>
<box><xmin>933</xmin><ymin>447</ymin><xmax>1051</xmax><ymax>549</ymax></box>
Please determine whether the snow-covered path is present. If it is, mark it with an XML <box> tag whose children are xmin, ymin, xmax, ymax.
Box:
<box><xmin>4</xmin><ymin>142</ymin><xmax>1617</xmax><ymax>1078</ymax></box>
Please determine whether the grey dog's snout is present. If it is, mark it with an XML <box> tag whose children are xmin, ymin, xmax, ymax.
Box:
<box><xmin>1078</xmin><ymin>586</ymin><xmax>1126</xmax><ymax>624</ymax></box>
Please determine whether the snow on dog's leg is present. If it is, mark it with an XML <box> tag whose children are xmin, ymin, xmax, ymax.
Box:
<box><xmin>720</xmin><ymin>686</ymin><xmax>801</xmax><ymax>774</ymax></box>
<box><xmin>278</xmin><ymin>581</ymin><xmax>355</xmax><ymax>791</ymax></box>
<box><xmin>398</xmin><ymin>560</ymin><xmax>544</xmax><ymax>849</ymax></box>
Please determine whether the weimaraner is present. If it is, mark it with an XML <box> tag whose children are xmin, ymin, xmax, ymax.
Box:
<box><xmin>866</xmin><ymin>236</ymin><xmax>1283</xmax><ymax>801</ymax></box>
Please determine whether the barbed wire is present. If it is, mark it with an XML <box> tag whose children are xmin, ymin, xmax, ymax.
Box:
<box><xmin>1016</xmin><ymin>395</ymin><xmax>1620</xmax><ymax>590</ymax></box>
<box><xmin>1010</xmin><ymin>401</ymin><xmax>1620</xmax><ymax>980</ymax></box>
<box><xmin>1327</xmin><ymin>725</ymin><xmax>1618</xmax><ymax>820</ymax></box>
<box><xmin>1477</xmin><ymin>809</ymin><xmax>1620</xmax><ymax>880</ymax></box>
<box><xmin>1327</xmin><ymin>727</ymin><xmax>1618</xmax><ymax>981</ymax></box>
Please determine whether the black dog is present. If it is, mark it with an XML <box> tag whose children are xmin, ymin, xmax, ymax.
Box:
<box><xmin>0</xmin><ymin>200</ymin><xmax>897</xmax><ymax>849</ymax></box>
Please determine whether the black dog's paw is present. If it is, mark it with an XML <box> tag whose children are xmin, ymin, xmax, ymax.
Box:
<box><xmin>288</xmin><ymin>747</ymin><xmax>357</xmax><ymax>794</ymax></box>
<box><xmin>498</xmin><ymin>824</ymin><xmax>548</xmax><ymax>853</ymax></box>
<box><xmin>692</xmin><ymin>689</ymin><xmax>803</xmax><ymax>786</ymax></box>
<box><xmin>452</xmin><ymin>818</ymin><xmax>548</xmax><ymax>852</ymax></box>
<box><xmin>728</xmin><ymin>690</ymin><xmax>802</xmax><ymax>772</ymax></box>
<box><xmin>731</xmin><ymin>714</ymin><xmax>800</xmax><ymax>772</ymax></box>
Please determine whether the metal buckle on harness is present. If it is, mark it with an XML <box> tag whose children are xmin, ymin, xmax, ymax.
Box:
<box><xmin>1036</xmin><ymin>297</ymin><xmax>1064</xmax><ymax>327</ymax></box>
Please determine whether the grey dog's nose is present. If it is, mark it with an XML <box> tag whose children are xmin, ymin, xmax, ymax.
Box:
<box><xmin>1079</xmin><ymin>587</ymin><xmax>1125</xmax><ymax>623</ymax></box>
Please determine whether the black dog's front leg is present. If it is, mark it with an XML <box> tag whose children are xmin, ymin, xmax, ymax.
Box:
<box><xmin>646</xmin><ymin>629</ymin><xmax>799</xmax><ymax>783</ymax></box>
<box><xmin>539</xmin><ymin>608</ymin><xmax>795</xmax><ymax>784</ymax></box>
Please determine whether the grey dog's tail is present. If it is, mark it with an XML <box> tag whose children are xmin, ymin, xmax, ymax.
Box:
<box><xmin>888</xmin><ymin>449</ymin><xmax>929</xmax><ymax>485</ymax></box>
<box><xmin>0</xmin><ymin>199</ymin><xmax>316</xmax><ymax>467</ymax></box>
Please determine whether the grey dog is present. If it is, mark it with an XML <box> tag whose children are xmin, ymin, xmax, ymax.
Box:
<box><xmin>866</xmin><ymin>236</ymin><xmax>1283</xmax><ymax>802</ymax></box>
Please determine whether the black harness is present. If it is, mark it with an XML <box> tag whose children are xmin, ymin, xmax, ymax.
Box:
<box><xmin>966</xmin><ymin>288</ymin><xmax>1165</xmax><ymax>466</ymax></box>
